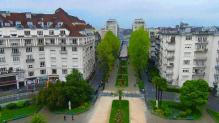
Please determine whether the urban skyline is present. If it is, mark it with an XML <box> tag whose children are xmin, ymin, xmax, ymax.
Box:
<box><xmin>1</xmin><ymin>0</ymin><xmax>219</xmax><ymax>28</ymax></box>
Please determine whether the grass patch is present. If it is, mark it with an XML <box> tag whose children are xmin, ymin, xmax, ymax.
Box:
<box><xmin>149</xmin><ymin>100</ymin><xmax>201</xmax><ymax>120</ymax></box>
<box><xmin>109</xmin><ymin>100</ymin><xmax>129</xmax><ymax>123</ymax></box>
<box><xmin>0</xmin><ymin>105</ymin><xmax>41</xmax><ymax>122</ymax></box>
<box><xmin>207</xmin><ymin>109</ymin><xmax>219</xmax><ymax>123</ymax></box>
<box><xmin>116</xmin><ymin>60</ymin><xmax>128</xmax><ymax>87</ymax></box>
<box><xmin>53</xmin><ymin>102</ymin><xmax>91</xmax><ymax>115</ymax></box>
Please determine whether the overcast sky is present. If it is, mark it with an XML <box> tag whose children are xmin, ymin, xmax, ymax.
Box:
<box><xmin>0</xmin><ymin>0</ymin><xmax>219</xmax><ymax>29</ymax></box>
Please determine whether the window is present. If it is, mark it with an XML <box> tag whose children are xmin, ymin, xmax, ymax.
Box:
<box><xmin>37</xmin><ymin>31</ymin><xmax>43</xmax><ymax>35</ymax></box>
<box><xmin>182</xmin><ymin>69</ymin><xmax>189</xmax><ymax>73</ymax></box>
<box><xmin>183</xmin><ymin>60</ymin><xmax>190</xmax><ymax>65</ymax></box>
<box><xmin>13</xmin><ymin>56</ymin><xmax>20</xmax><ymax>62</ymax></box>
<box><xmin>39</xmin><ymin>47</ymin><xmax>44</xmax><ymax>51</ymax></box>
<box><xmin>0</xmin><ymin>57</ymin><xmax>5</xmax><ymax>63</ymax></box>
<box><xmin>170</xmin><ymin>36</ymin><xmax>175</xmax><ymax>43</ymax></box>
<box><xmin>61</xmin><ymin>46</ymin><xmax>66</xmax><ymax>51</ymax></box>
<box><xmin>0</xmin><ymin>40</ymin><xmax>3</xmax><ymax>45</ymax></box>
<box><xmin>185</xmin><ymin>44</ymin><xmax>192</xmax><ymax>49</ymax></box>
<box><xmin>49</xmin><ymin>30</ymin><xmax>54</xmax><ymax>35</ymax></box>
<box><xmin>62</xmin><ymin>69</ymin><xmax>67</xmax><ymax>74</ymax></box>
<box><xmin>24</xmin><ymin>31</ymin><xmax>30</xmax><ymax>36</ymax></box>
<box><xmin>52</xmin><ymin>69</ymin><xmax>57</xmax><ymax>74</ymax></box>
<box><xmin>38</xmin><ymin>39</ymin><xmax>44</xmax><ymax>45</ymax></box>
<box><xmin>12</xmin><ymin>48</ymin><xmax>19</xmax><ymax>54</ymax></box>
<box><xmin>28</xmin><ymin>65</ymin><xmax>33</xmax><ymax>68</ymax></box>
<box><xmin>40</xmin><ymin>70</ymin><xmax>46</xmax><ymax>74</ymax></box>
<box><xmin>28</xmin><ymin>71</ymin><xmax>34</xmax><ymax>76</ymax></box>
<box><xmin>26</xmin><ymin>47</ymin><xmax>32</xmax><ymax>52</ymax></box>
<box><xmin>61</xmin><ymin>39</ymin><xmax>66</xmax><ymax>44</ymax></box>
<box><xmin>50</xmin><ymin>39</ymin><xmax>55</xmax><ymax>44</ymax></box>
<box><xmin>15</xmin><ymin>21</ymin><xmax>21</xmax><ymax>26</ymax></box>
<box><xmin>72</xmin><ymin>39</ymin><xmax>77</xmax><ymax>44</ymax></box>
<box><xmin>72</xmin><ymin>47</ymin><xmax>77</xmax><ymax>51</ymax></box>
<box><xmin>25</xmin><ymin>39</ymin><xmax>31</xmax><ymax>45</ymax></box>
<box><xmin>27</xmin><ymin>55</ymin><xmax>33</xmax><ymax>59</ymax></box>
<box><xmin>0</xmin><ymin>48</ymin><xmax>4</xmax><ymax>54</ymax></box>
<box><xmin>186</xmin><ymin>35</ymin><xmax>192</xmax><ymax>40</ymax></box>
<box><xmin>40</xmin><ymin>62</ymin><xmax>45</xmax><ymax>67</ymax></box>
<box><xmin>60</xmin><ymin>30</ymin><xmax>65</xmax><ymax>35</ymax></box>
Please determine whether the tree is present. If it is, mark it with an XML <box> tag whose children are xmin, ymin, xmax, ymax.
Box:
<box><xmin>96</xmin><ymin>31</ymin><xmax>120</xmax><ymax>81</ymax></box>
<box><xmin>30</xmin><ymin>113</ymin><xmax>47</xmax><ymax>123</ymax></box>
<box><xmin>128</xmin><ymin>28</ymin><xmax>150</xmax><ymax>77</ymax></box>
<box><xmin>37</xmin><ymin>69</ymin><xmax>93</xmax><ymax>110</ymax></box>
<box><xmin>180</xmin><ymin>79</ymin><xmax>209</xmax><ymax>109</ymax></box>
<box><xmin>152</xmin><ymin>76</ymin><xmax>167</xmax><ymax>108</ymax></box>
<box><xmin>118</xmin><ymin>89</ymin><xmax>123</xmax><ymax>100</ymax></box>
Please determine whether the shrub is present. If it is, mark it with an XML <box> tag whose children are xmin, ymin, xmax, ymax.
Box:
<box><xmin>6</xmin><ymin>103</ymin><xmax>17</xmax><ymax>109</ymax></box>
<box><xmin>0</xmin><ymin>105</ymin><xmax>2</xmax><ymax>111</ymax></box>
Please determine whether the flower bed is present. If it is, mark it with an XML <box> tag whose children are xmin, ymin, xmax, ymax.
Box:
<box><xmin>109</xmin><ymin>100</ymin><xmax>129</xmax><ymax>123</ymax></box>
<box><xmin>116</xmin><ymin>60</ymin><xmax>128</xmax><ymax>87</ymax></box>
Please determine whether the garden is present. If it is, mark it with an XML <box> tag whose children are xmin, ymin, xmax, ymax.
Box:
<box><xmin>116</xmin><ymin>60</ymin><xmax>128</xmax><ymax>87</ymax></box>
<box><xmin>109</xmin><ymin>100</ymin><xmax>129</xmax><ymax>123</ymax></box>
<box><xmin>150</xmin><ymin>100</ymin><xmax>201</xmax><ymax>120</ymax></box>
<box><xmin>207</xmin><ymin>108</ymin><xmax>219</xmax><ymax>123</ymax></box>
<box><xmin>0</xmin><ymin>100</ymin><xmax>41</xmax><ymax>122</ymax></box>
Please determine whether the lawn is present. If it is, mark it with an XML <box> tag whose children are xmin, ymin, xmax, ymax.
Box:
<box><xmin>116</xmin><ymin>60</ymin><xmax>128</xmax><ymax>87</ymax></box>
<box><xmin>0</xmin><ymin>105</ymin><xmax>41</xmax><ymax>122</ymax></box>
<box><xmin>149</xmin><ymin>100</ymin><xmax>201</xmax><ymax>120</ymax></box>
<box><xmin>207</xmin><ymin>109</ymin><xmax>219</xmax><ymax>123</ymax></box>
<box><xmin>109</xmin><ymin>100</ymin><xmax>129</xmax><ymax>123</ymax></box>
<box><xmin>53</xmin><ymin>102</ymin><xmax>91</xmax><ymax>115</ymax></box>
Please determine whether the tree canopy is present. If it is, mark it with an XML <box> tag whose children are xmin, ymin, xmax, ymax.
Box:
<box><xmin>128</xmin><ymin>28</ymin><xmax>150</xmax><ymax>76</ymax></box>
<box><xmin>37</xmin><ymin>69</ymin><xmax>93</xmax><ymax>110</ymax></box>
<box><xmin>96</xmin><ymin>31</ymin><xmax>120</xmax><ymax>80</ymax></box>
<box><xmin>180</xmin><ymin>79</ymin><xmax>209</xmax><ymax>109</ymax></box>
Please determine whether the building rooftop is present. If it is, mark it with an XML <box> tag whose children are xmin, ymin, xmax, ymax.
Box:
<box><xmin>0</xmin><ymin>8</ymin><xmax>94</xmax><ymax>36</ymax></box>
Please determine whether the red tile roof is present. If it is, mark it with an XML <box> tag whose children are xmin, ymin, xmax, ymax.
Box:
<box><xmin>0</xmin><ymin>8</ymin><xmax>94</xmax><ymax>36</ymax></box>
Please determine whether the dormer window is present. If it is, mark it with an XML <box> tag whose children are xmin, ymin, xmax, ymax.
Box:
<box><xmin>24</xmin><ymin>31</ymin><xmax>30</xmax><ymax>36</ymax></box>
<box><xmin>60</xmin><ymin>30</ymin><xmax>65</xmax><ymax>36</ymax></box>
<box><xmin>49</xmin><ymin>30</ymin><xmax>54</xmax><ymax>35</ymax></box>
<box><xmin>4</xmin><ymin>22</ymin><xmax>10</xmax><ymax>27</ymax></box>
<box><xmin>25</xmin><ymin>12</ymin><xmax>31</xmax><ymax>19</ymax></box>
<box><xmin>27</xmin><ymin>22</ymin><xmax>33</xmax><ymax>26</ymax></box>
<box><xmin>47</xmin><ymin>22</ymin><xmax>53</xmax><ymax>27</ymax></box>
<box><xmin>37</xmin><ymin>31</ymin><xmax>43</xmax><ymax>35</ymax></box>
<box><xmin>57</xmin><ymin>22</ymin><xmax>63</xmax><ymax>27</ymax></box>
<box><xmin>15</xmin><ymin>21</ymin><xmax>21</xmax><ymax>26</ymax></box>
<box><xmin>38</xmin><ymin>21</ymin><xmax>44</xmax><ymax>28</ymax></box>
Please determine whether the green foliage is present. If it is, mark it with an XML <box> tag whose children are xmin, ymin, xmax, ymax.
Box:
<box><xmin>137</xmin><ymin>80</ymin><xmax>145</xmax><ymax>90</ymax></box>
<box><xmin>96</xmin><ymin>31</ymin><xmax>120</xmax><ymax>80</ymax></box>
<box><xmin>166</xmin><ymin>86</ymin><xmax>180</xmax><ymax>93</ymax></box>
<box><xmin>129</xmin><ymin>28</ymin><xmax>150</xmax><ymax>76</ymax></box>
<box><xmin>116</xmin><ymin>60</ymin><xmax>128</xmax><ymax>87</ymax></box>
<box><xmin>207</xmin><ymin>109</ymin><xmax>219</xmax><ymax>123</ymax></box>
<box><xmin>0</xmin><ymin>105</ymin><xmax>40</xmax><ymax>122</ymax></box>
<box><xmin>37</xmin><ymin>69</ymin><xmax>93</xmax><ymax>111</ymax></box>
<box><xmin>31</xmin><ymin>113</ymin><xmax>47</xmax><ymax>123</ymax></box>
<box><xmin>180</xmin><ymin>79</ymin><xmax>209</xmax><ymax>109</ymax></box>
<box><xmin>6</xmin><ymin>103</ymin><xmax>17</xmax><ymax>109</ymax></box>
<box><xmin>150</xmin><ymin>100</ymin><xmax>201</xmax><ymax>120</ymax></box>
<box><xmin>118</xmin><ymin>90</ymin><xmax>123</xmax><ymax>100</ymax></box>
<box><xmin>109</xmin><ymin>100</ymin><xmax>129</xmax><ymax>123</ymax></box>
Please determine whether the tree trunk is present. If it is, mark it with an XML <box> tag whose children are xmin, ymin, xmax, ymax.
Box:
<box><xmin>160</xmin><ymin>90</ymin><xmax>163</xmax><ymax>106</ymax></box>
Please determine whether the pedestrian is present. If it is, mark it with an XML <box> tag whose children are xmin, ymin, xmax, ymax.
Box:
<box><xmin>64</xmin><ymin>115</ymin><xmax>66</xmax><ymax>121</ymax></box>
<box><xmin>72</xmin><ymin>115</ymin><xmax>74</xmax><ymax>120</ymax></box>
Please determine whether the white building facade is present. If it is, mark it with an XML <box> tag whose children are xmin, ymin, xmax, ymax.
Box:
<box><xmin>106</xmin><ymin>19</ymin><xmax>119</xmax><ymax>37</ymax></box>
<box><xmin>0</xmin><ymin>8</ymin><xmax>95</xmax><ymax>90</ymax></box>
<box><xmin>158</xmin><ymin>23</ymin><xmax>219</xmax><ymax>94</ymax></box>
<box><xmin>132</xmin><ymin>19</ymin><xmax>145</xmax><ymax>31</ymax></box>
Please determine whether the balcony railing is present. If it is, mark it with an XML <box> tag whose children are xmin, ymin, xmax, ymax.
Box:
<box><xmin>60</xmin><ymin>50</ymin><xmax>67</xmax><ymax>54</ymax></box>
<box><xmin>215</xmin><ymin>65</ymin><xmax>219</xmax><ymax>70</ymax></box>
<box><xmin>26</xmin><ymin>59</ymin><xmax>35</xmax><ymax>63</ymax></box>
<box><xmin>11</xmin><ymin>52</ymin><xmax>21</xmax><ymax>56</ymax></box>
<box><xmin>195</xmin><ymin>48</ymin><xmax>208</xmax><ymax>52</ymax></box>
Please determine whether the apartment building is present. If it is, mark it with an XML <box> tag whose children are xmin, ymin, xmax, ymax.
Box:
<box><xmin>0</xmin><ymin>8</ymin><xmax>95</xmax><ymax>90</ymax></box>
<box><xmin>157</xmin><ymin>23</ymin><xmax>219</xmax><ymax>95</ymax></box>
<box><xmin>106</xmin><ymin>19</ymin><xmax>119</xmax><ymax>37</ymax></box>
<box><xmin>132</xmin><ymin>19</ymin><xmax>145</xmax><ymax>31</ymax></box>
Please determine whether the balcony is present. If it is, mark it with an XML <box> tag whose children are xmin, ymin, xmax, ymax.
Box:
<box><xmin>194</xmin><ymin>54</ymin><xmax>207</xmax><ymax>60</ymax></box>
<box><xmin>11</xmin><ymin>52</ymin><xmax>21</xmax><ymax>56</ymax></box>
<box><xmin>215</xmin><ymin>65</ymin><xmax>219</xmax><ymax>70</ymax></box>
<box><xmin>166</xmin><ymin>54</ymin><xmax>174</xmax><ymax>59</ymax></box>
<box><xmin>60</xmin><ymin>50</ymin><xmax>67</xmax><ymax>54</ymax></box>
<box><xmin>195</xmin><ymin>48</ymin><xmax>208</xmax><ymax>52</ymax></box>
<box><xmin>193</xmin><ymin>64</ymin><xmax>206</xmax><ymax>68</ymax></box>
<box><xmin>26</xmin><ymin>59</ymin><xmax>35</xmax><ymax>63</ymax></box>
<box><xmin>166</xmin><ymin>70</ymin><xmax>173</xmax><ymax>75</ymax></box>
<box><xmin>166</xmin><ymin>46</ymin><xmax>175</xmax><ymax>51</ymax></box>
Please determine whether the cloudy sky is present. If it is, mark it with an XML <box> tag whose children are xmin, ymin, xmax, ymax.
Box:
<box><xmin>0</xmin><ymin>0</ymin><xmax>219</xmax><ymax>29</ymax></box>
